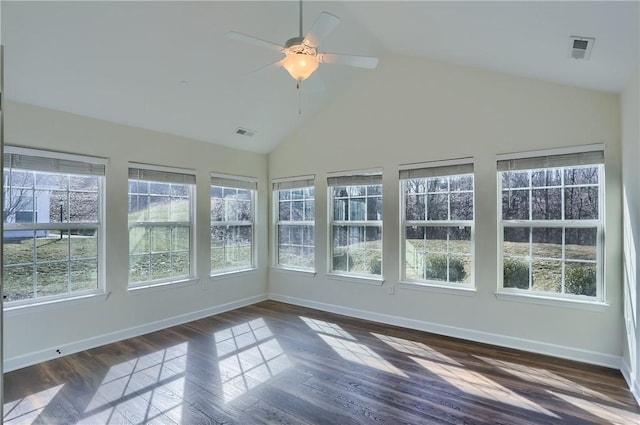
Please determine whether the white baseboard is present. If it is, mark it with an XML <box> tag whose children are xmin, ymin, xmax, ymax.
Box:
<box><xmin>4</xmin><ymin>294</ymin><xmax>268</xmax><ymax>373</ymax></box>
<box><xmin>621</xmin><ymin>358</ymin><xmax>640</xmax><ymax>405</ymax></box>
<box><xmin>268</xmin><ymin>292</ymin><xmax>622</xmax><ymax>369</ymax></box>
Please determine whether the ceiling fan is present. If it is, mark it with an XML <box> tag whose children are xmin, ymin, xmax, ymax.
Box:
<box><xmin>225</xmin><ymin>0</ymin><xmax>378</xmax><ymax>88</ymax></box>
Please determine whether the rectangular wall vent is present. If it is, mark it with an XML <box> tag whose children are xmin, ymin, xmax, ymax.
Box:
<box><xmin>569</xmin><ymin>36</ymin><xmax>595</xmax><ymax>60</ymax></box>
<box><xmin>235</xmin><ymin>127</ymin><xmax>256</xmax><ymax>137</ymax></box>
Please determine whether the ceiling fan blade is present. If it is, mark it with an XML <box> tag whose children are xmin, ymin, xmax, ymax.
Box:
<box><xmin>318</xmin><ymin>53</ymin><xmax>379</xmax><ymax>69</ymax></box>
<box><xmin>303</xmin><ymin>12</ymin><xmax>340</xmax><ymax>48</ymax></box>
<box><xmin>249</xmin><ymin>59</ymin><xmax>283</xmax><ymax>75</ymax></box>
<box><xmin>225</xmin><ymin>31</ymin><xmax>284</xmax><ymax>52</ymax></box>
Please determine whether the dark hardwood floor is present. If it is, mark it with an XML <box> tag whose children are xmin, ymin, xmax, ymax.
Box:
<box><xmin>3</xmin><ymin>300</ymin><xmax>639</xmax><ymax>424</ymax></box>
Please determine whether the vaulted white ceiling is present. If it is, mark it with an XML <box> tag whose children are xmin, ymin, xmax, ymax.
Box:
<box><xmin>2</xmin><ymin>1</ymin><xmax>638</xmax><ymax>154</ymax></box>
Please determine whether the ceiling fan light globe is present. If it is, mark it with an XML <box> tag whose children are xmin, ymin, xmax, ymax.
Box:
<box><xmin>282</xmin><ymin>52</ymin><xmax>319</xmax><ymax>81</ymax></box>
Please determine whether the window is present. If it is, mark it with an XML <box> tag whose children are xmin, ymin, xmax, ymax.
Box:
<box><xmin>400</xmin><ymin>161</ymin><xmax>474</xmax><ymax>286</ymax></box>
<box><xmin>328</xmin><ymin>170</ymin><xmax>383</xmax><ymax>277</ymax></box>
<box><xmin>210</xmin><ymin>174</ymin><xmax>257</xmax><ymax>274</ymax></box>
<box><xmin>498</xmin><ymin>149</ymin><xmax>604</xmax><ymax>300</ymax></box>
<box><xmin>3</xmin><ymin>147</ymin><xmax>105</xmax><ymax>305</ymax></box>
<box><xmin>273</xmin><ymin>176</ymin><xmax>315</xmax><ymax>271</ymax></box>
<box><xmin>128</xmin><ymin>164</ymin><xmax>195</xmax><ymax>286</ymax></box>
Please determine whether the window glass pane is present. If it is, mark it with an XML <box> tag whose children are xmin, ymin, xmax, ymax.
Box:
<box><xmin>532</xmin><ymin>228</ymin><xmax>562</xmax><ymax>259</ymax></box>
<box><xmin>367</xmin><ymin>185</ymin><xmax>382</xmax><ymax>196</ymax></box>
<box><xmin>405</xmin><ymin>194</ymin><xmax>425</xmax><ymax>221</ymax></box>
<box><xmin>36</xmin><ymin>232</ymin><xmax>69</xmax><ymax>263</ymax></box>
<box><xmin>3</xmin><ymin>231</ymin><xmax>35</xmax><ymax>265</ymax></box>
<box><xmin>449</xmin><ymin>227</ymin><xmax>472</xmax><ymax>255</ymax></box>
<box><xmin>367</xmin><ymin>196</ymin><xmax>382</xmax><ymax>220</ymax></box>
<box><xmin>129</xmin><ymin>254</ymin><xmax>150</xmax><ymax>283</ymax></box>
<box><xmin>36</xmin><ymin>262</ymin><xmax>69</xmax><ymax>297</ymax></box>
<box><xmin>450</xmin><ymin>175</ymin><xmax>472</xmax><ymax>191</ymax></box>
<box><xmin>427</xmin><ymin>177</ymin><xmax>448</xmax><ymax>192</ymax></box>
<box><xmin>129</xmin><ymin>227</ymin><xmax>149</xmax><ymax>254</ymax></box>
<box><xmin>531</xmin><ymin>259</ymin><xmax>562</xmax><ymax>293</ymax></box>
<box><xmin>503</xmin><ymin>258</ymin><xmax>530</xmax><ymax>289</ymax></box>
<box><xmin>173</xmin><ymin>227</ymin><xmax>190</xmax><ymax>252</ymax></box>
<box><xmin>450</xmin><ymin>193</ymin><xmax>473</xmax><ymax>220</ymax></box>
<box><xmin>170</xmin><ymin>194</ymin><xmax>190</xmax><ymax>222</ymax></box>
<box><xmin>503</xmin><ymin>227</ymin><xmax>530</xmax><ymax>257</ymax></box>
<box><xmin>565</xmin><ymin>263</ymin><xmax>597</xmax><ymax>296</ymax></box>
<box><xmin>425</xmin><ymin>226</ymin><xmax>448</xmax><ymax>253</ymax></box>
<box><xmin>279</xmin><ymin>189</ymin><xmax>291</xmax><ymax>201</ymax></box>
<box><xmin>427</xmin><ymin>194</ymin><xmax>448</xmax><ymax>220</ymax></box>
<box><xmin>71</xmin><ymin>260</ymin><xmax>97</xmax><ymax>292</ymax></box>
<box><xmin>502</xmin><ymin>190</ymin><xmax>529</xmax><ymax>220</ymax></box>
<box><xmin>70</xmin><ymin>229</ymin><xmax>97</xmax><ymax>259</ymax></box>
<box><xmin>531</xmin><ymin>188</ymin><xmax>562</xmax><ymax>220</ymax></box>
<box><xmin>503</xmin><ymin>171</ymin><xmax>530</xmax><ymax>189</ymax></box>
<box><xmin>10</xmin><ymin>170</ymin><xmax>34</xmax><ymax>188</ymax></box>
<box><xmin>565</xmin><ymin>228</ymin><xmax>597</xmax><ymax>261</ymax></box>
<box><xmin>3</xmin><ymin>265</ymin><xmax>34</xmax><ymax>302</ymax></box>
<box><xmin>211</xmin><ymin>225</ymin><xmax>252</xmax><ymax>271</ymax></box>
<box><xmin>279</xmin><ymin>201</ymin><xmax>291</xmax><ymax>221</ymax></box>
<box><xmin>70</xmin><ymin>175</ymin><xmax>98</xmax><ymax>192</ymax></box>
<box><xmin>532</xmin><ymin>169</ymin><xmax>561</xmax><ymax>187</ymax></box>
<box><xmin>150</xmin><ymin>253</ymin><xmax>171</xmax><ymax>280</ymax></box>
<box><xmin>291</xmin><ymin>201</ymin><xmax>304</xmax><ymax>221</ymax></box>
<box><xmin>304</xmin><ymin>200</ymin><xmax>314</xmax><ymax>221</ymax></box>
<box><xmin>150</xmin><ymin>182</ymin><xmax>170</xmax><ymax>196</ymax></box>
<box><xmin>35</xmin><ymin>172</ymin><xmax>67</xmax><ymax>190</ymax></box>
<box><xmin>564</xmin><ymin>187</ymin><xmax>598</xmax><ymax>219</ymax></box>
<box><xmin>151</xmin><ymin>227</ymin><xmax>171</xmax><ymax>252</ymax></box>
<box><xmin>278</xmin><ymin>225</ymin><xmax>314</xmax><ymax>269</ymax></box>
<box><xmin>149</xmin><ymin>195</ymin><xmax>170</xmax><ymax>222</ymax></box>
<box><xmin>349</xmin><ymin>198</ymin><xmax>366</xmax><ymax>220</ymax></box>
<box><xmin>69</xmin><ymin>192</ymin><xmax>99</xmax><ymax>222</ymax></box>
<box><xmin>564</xmin><ymin>167</ymin><xmax>598</xmax><ymax>185</ymax></box>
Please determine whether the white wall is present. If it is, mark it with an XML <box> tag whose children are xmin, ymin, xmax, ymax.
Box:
<box><xmin>621</xmin><ymin>70</ymin><xmax>640</xmax><ymax>401</ymax></box>
<box><xmin>3</xmin><ymin>101</ymin><xmax>269</xmax><ymax>370</ymax></box>
<box><xmin>268</xmin><ymin>55</ymin><xmax>623</xmax><ymax>367</ymax></box>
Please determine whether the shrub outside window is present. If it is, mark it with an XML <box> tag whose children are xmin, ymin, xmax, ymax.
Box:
<box><xmin>128</xmin><ymin>164</ymin><xmax>195</xmax><ymax>286</ymax></box>
<box><xmin>400</xmin><ymin>161</ymin><xmax>474</xmax><ymax>286</ymax></box>
<box><xmin>498</xmin><ymin>149</ymin><xmax>604</xmax><ymax>300</ymax></box>
<box><xmin>328</xmin><ymin>171</ymin><xmax>383</xmax><ymax>277</ymax></box>
<box><xmin>274</xmin><ymin>176</ymin><xmax>315</xmax><ymax>271</ymax></box>
<box><xmin>211</xmin><ymin>174</ymin><xmax>257</xmax><ymax>274</ymax></box>
<box><xmin>3</xmin><ymin>147</ymin><xmax>105</xmax><ymax>305</ymax></box>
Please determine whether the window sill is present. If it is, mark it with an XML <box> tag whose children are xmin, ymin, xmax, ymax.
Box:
<box><xmin>4</xmin><ymin>291</ymin><xmax>111</xmax><ymax>317</ymax></box>
<box><xmin>325</xmin><ymin>272</ymin><xmax>384</xmax><ymax>286</ymax></box>
<box><xmin>271</xmin><ymin>267</ymin><xmax>317</xmax><ymax>277</ymax></box>
<box><xmin>210</xmin><ymin>268</ymin><xmax>258</xmax><ymax>281</ymax></box>
<box><xmin>129</xmin><ymin>278</ymin><xmax>199</xmax><ymax>294</ymax></box>
<box><xmin>495</xmin><ymin>291</ymin><xmax>608</xmax><ymax>311</ymax></box>
<box><xmin>397</xmin><ymin>281</ymin><xmax>477</xmax><ymax>296</ymax></box>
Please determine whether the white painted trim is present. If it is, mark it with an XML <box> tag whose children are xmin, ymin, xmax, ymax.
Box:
<box><xmin>496</xmin><ymin>143</ymin><xmax>605</xmax><ymax>162</ymax></box>
<box><xmin>209</xmin><ymin>171</ymin><xmax>257</xmax><ymax>183</ymax></box>
<box><xmin>128</xmin><ymin>161</ymin><xmax>196</xmax><ymax>176</ymax></box>
<box><xmin>272</xmin><ymin>174</ymin><xmax>315</xmax><ymax>184</ymax></box>
<box><xmin>326</xmin><ymin>167</ymin><xmax>383</xmax><ymax>178</ymax></box>
<box><xmin>4</xmin><ymin>292</ymin><xmax>110</xmax><ymax>317</ymax></box>
<box><xmin>397</xmin><ymin>281</ymin><xmax>477</xmax><ymax>297</ymax></box>
<box><xmin>325</xmin><ymin>272</ymin><xmax>384</xmax><ymax>286</ymax></box>
<box><xmin>3</xmin><ymin>293</ymin><xmax>268</xmax><ymax>373</ymax></box>
<box><xmin>398</xmin><ymin>156</ymin><xmax>474</xmax><ymax>171</ymax></box>
<box><xmin>268</xmin><ymin>292</ymin><xmax>621</xmax><ymax>369</ymax></box>
<box><xmin>495</xmin><ymin>291</ymin><xmax>609</xmax><ymax>312</ymax></box>
<box><xmin>271</xmin><ymin>267</ymin><xmax>317</xmax><ymax>277</ymax></box>
<box><xmin>5</xmin><ymin>145</ymin><xmax>109</xmax><ymax>165</ymax></box>
<box><xmin>621</xmin><ymin>358</ymin><xmax>640</xmax><ymax>406</ymax></box>
<box><xmin>210</xmin><ymin>268</ymin><xmax>258</xmax><ymax>281</ymax></box>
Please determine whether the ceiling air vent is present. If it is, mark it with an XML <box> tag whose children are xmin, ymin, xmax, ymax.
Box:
<box><xmin>235</xmin><ymin>127</ymin><xmax>256</xmax><ymax>137</ymax></box>
<box><xmin>569</xmin><ymin>36</ymin><xmax>595</xmax><ymax>60</ymax></box>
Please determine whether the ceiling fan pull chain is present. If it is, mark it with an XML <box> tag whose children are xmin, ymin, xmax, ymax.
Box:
<box><xmin>298</xmin><ymin>82</ymin><xmax>302</xmax><ymax>115</ymax></box>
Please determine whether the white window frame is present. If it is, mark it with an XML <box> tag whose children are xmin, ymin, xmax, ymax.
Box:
<box><xmin>497</xmin><ymin>146</ymin><xmax>605</xmax><ymax>303</ymax></box>
<box><xmin>128</xmin><ymin>162</ymin><xmax>196</xmax><ymax>288</ymax></box>
<box><xmin>327</xmin><ymin>168</ymin><xmax>383</xmax><ymax>280</ymax></box>
<box><xmin>273</xmin><ymin>175</ymin><xmax>315</xmax><ymax>272</ymax></box>
<box><xmin>3</xmin><ymin>146</ymin><xmax>107</xmax><ymax>307</ymax></box>
<box><xmin>210</xmin><ymin>173</ymin><xmax>257</xmax><ymax>276</ymax></box>
<box><xmin>399</xmin><ymin>158</ymin><xmax>475</xmax><ymax>289</ymax></box>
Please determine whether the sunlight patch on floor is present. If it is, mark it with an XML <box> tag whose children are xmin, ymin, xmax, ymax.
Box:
<box><xmin>215</xmin><ymin>318</ymin><xmax>290</xmax><ymax>403</ymax></box>
<box><xmin>371</xmin><ymin>332</ymin><xmax>462</xmax><ymax>366</ymax></box>
<box><xmin>82</xmin><ymin>341</ymin><xmax>189</xmax><ymax>424</ymax></box>
<box><xmin>300</xmin><ymin>316</ymin><xmax>357</xmax><ymax>340</ymax></box>
<box><xmin>299</xmin><ymin>316</ymin><xmax>407</xmax><ymax>377</ymax></box>
<box><xmin>475</xmin><ymin>355</ymin><xmax>621</xmax><ymax>406</ymax></box>
<box><xmin>412</xmin><ymin>356</ymin><xmax>560</xmax><ymax>418</ymax></box>
<box><xmin>548</xmin><ymin>390</ymin><xmax>640</xmax><ymax>424</ymax></box>
<box><xmin>3</xmin><ymin>384</ymin><xmax>64</xmax><ymax>424</ymax></box>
